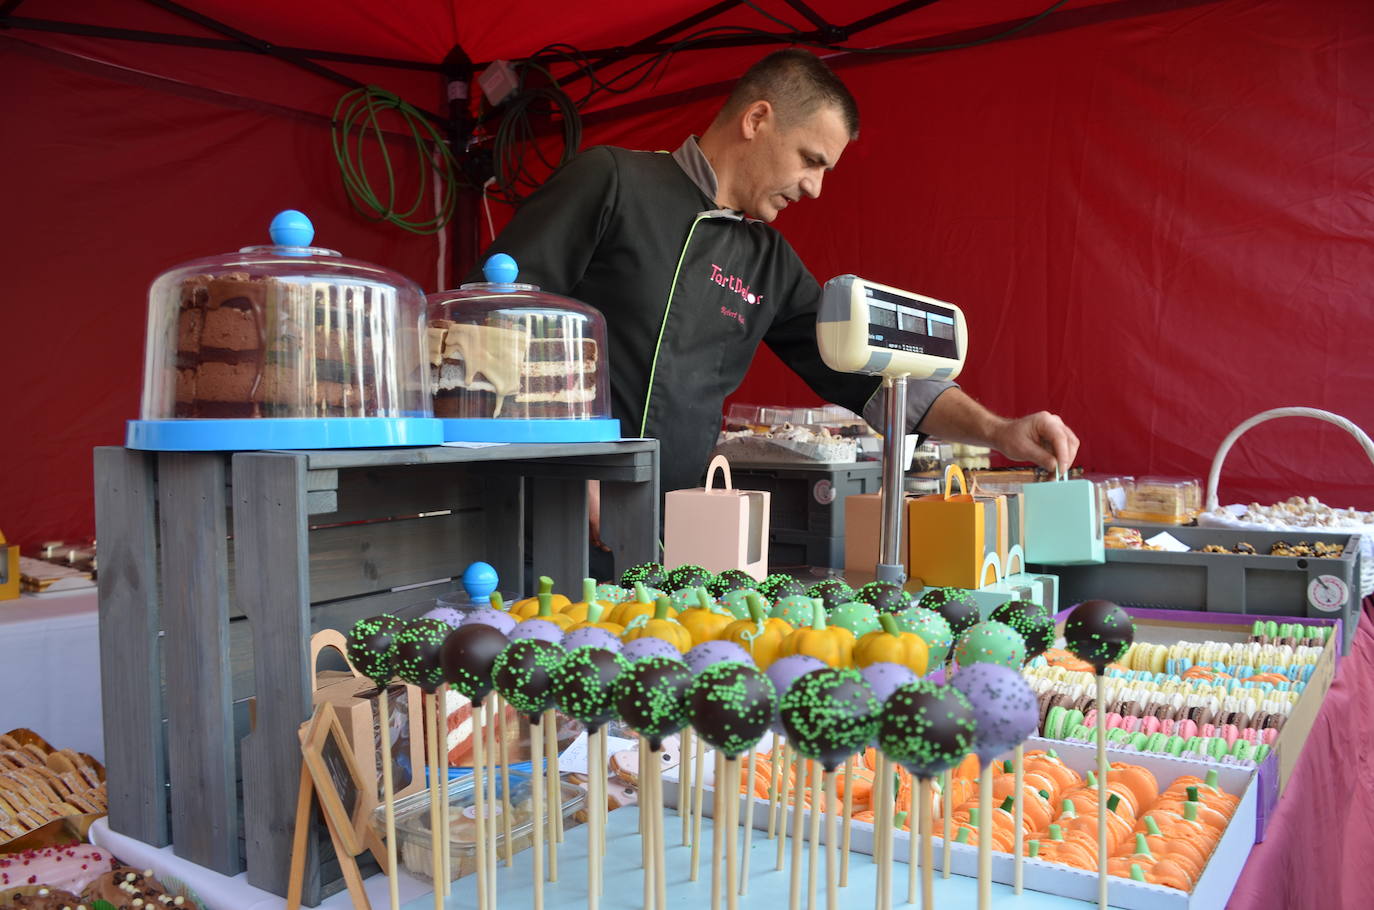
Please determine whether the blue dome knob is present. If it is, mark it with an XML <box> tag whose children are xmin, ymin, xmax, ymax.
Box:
<box><xmin>270</xmin><ymin>210</ymin><xmax>315</xmax><ymax>248</ymax></box>
<box><xmin>483</xmin><ymin>253</ymin><xmax>518</xmax><ymax>285</ymax></box>
<box><xmin>462</xmin><ymin>561</ymin><xmax>499</xmax><ymax>601</ymax></box>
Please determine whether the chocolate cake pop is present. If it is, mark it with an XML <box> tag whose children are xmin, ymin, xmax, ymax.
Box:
<box><xmin>878</xmin><ymin>681</ymin><xmax>977</xmax><ymax>779</ymax></box>
<box><xmin>758</xmin><ymin>573</ymin><xmax>807</xmax><ymax>600</ymax></box>
<box><xmin>857</xmin><ymin>580</ymin><xmax>911</xmax><ymax>615</ymax></box>
<box><xmin>562</xmin><ymin>626</ymin><xmax>623</xmax><ymax>653</ymax></box>
<box><xmin>345</xmin><ymin>614</ymin><xmax>404</xmax><ymax>686</ymax></box>
<box><xmin>765</xmin><ymin>654</ymin><xmax>827</xmax><ymax>733</ymax></box>
<box><xmin>614</xmin><ymin>656</ymin><xmax>694</xmax><ymax>750</ymax></box>
<box><xmin>493</xmin><ymin>638</ymin><xmax>566</xmax><ymax>720</ymax></box>
<box><xmin>623</xmin><ymin>636</ymin><xmax>683</xmax><ymax>663</ymax></box>
<box><xmin>441</xmin><ymin>622</ymin><xmax>510</xmax><ymax>701</ymax></box>
<box><xmin>896</xmin><ymin>607</ymin><xmax>953</xmax><ymax>666</ymax></box>
<box><xmin>668</xmin><ymin>564</ymin><xmax>714</xmax><ymax>591</ymax></box>
<box><xmin>808</xmin><ymin>579</ymin><xmax>855</xmax><ymax>611</ymax></box>
<box><xmin>919</xmin><ymin>587</ymin><xmax>981</xmax><ymax>639</ymax></box>
<box><xmin>708</xmin><ymin>568</ymin><xmax>759</xmax><ymax>598</ymax></box>
<box><xmin>460</xmin><ymin>607</ymin><xmax>517</xmax><ymax>636</ymax></box>
<box><xmin>392</xmin><ymin>617</ymin><xmax>452</xmax><ymax>691</ymax></box>
<box><xmin>686</xmin><ymin>663</ymin><xmax>776</xmax><ymax>757</ymax></box>
<box><xmin>683</xmin><ymin>639</ymin><xmax>751</xmax><ymax>675</ymax></box>
<box><xmin>827</xmin><ymin>599</ymin><xmax>881</xmax><ymax>637</ymax></box>
<box><xmin>551</xmin><ymin>647</ymin><xmax>629</xmax><ymax>731</ymax></box>
<box><xmin>621</xmin><ymin>562</ymin><xmax>669</xmax><ymax>590</ymax></box>
<box><xmin>1064</xmin><ymin>599</ymin><xmax>1136</xmax><ymax>673</ymax></box>
<box><xmin>860</xmin><ymin>662</ymin><xmax>918</xmax><ymax>704</ymax></box>
<box><xmin>989</xmin><ymin>599</ymin><xmax>1055</xmax><ymax>659</ymax></box>
<box><xmin>771</xmin><ymin>593</ymin><xmax>817</xmax><ymax>627</ymax></box>
<box><xmin>780</xmin><ymin>667</ymin><xmax>880</xmax><ymax>771</ymax></box>
<box><xmin>950</xmin><ymin>663</ymin><xmax>1039</xmax><ymax>766</ymax></box>
<box><xmin>955</xmin><ymin>620</ymin><xmax>1028</xmax><ymax>670</ymax></box>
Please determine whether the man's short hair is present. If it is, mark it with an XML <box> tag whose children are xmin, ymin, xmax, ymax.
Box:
<box><xmin>721</xmin><ymin>48</ymin><xmax>859</xmax><ymax>138</ymax></box>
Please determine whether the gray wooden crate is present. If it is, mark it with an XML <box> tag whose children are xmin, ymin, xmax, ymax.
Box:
<box><xmin>94</xmin><ymin>440</ymin><xmax>658</xmax><ymax>904</ymax></box>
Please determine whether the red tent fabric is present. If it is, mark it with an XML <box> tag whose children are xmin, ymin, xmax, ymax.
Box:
<box><xmin>3</xmin><ymin>0</ymin><xmax>1373</xmax><ymax>552</ymax></box>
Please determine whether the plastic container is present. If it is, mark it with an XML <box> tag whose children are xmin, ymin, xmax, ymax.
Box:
<box><xmin>129</xmin><ymin>210</ymin><xmax>440</xmax><ymax>450</ymax></box>
<box><xmin>425</xmin><ymin>254</ymin><xmax>618</xmax><ymax>442</ymax></box>
<box><xmin>372</xmin><ymin>769</ymin><xmax>585</xmax><ymax>882</ymax></box>
<box><xmin>1117</xmin><ymin>476</ymin><xmax>1202</xmax><ymax>524</ymax></box>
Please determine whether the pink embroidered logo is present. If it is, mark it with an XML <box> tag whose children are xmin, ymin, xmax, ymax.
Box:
<box><xmin>708</xmin><ymin>263</ymin><xmax>763</xmax><ymax>325</ymax></box>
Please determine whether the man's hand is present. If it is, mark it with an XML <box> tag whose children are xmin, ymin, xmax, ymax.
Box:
<box><xmin>987</xmin><ymin>411</ymin><xmax>1080</xmax><ymax>476</ymax></box>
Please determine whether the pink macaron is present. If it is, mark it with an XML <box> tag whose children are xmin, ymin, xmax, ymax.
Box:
<box><xmin>1201</xmin><ymin>723</ymin><xmax>1217</xmax><ymax>738</ymax></box>
<box><xmin>1125</xmin><ymin>715</ymin><xmax>1142</xmax><ymax>733</ymax></box>
<box><xmin>1262</xmin><ymin>727</ymin><xmax>1279</xmax><ymax>745</ymax></box>
<box><xmin>1142</xmin><ymin>716</ymin><xmax>1162</xmax><ymax>736</ymax></box>
<box><xmin>1160</xmin><ymin>718</ymin><xmax>1176</xmax><ymax>736</ymax></box>
<box><xmin>1240</xmin><ymin>727</ymin><xmax>1259</xmax><ymax>744</ymax></box>
<box><xmin>1177</xmin><ymin>719</ymin><xmax>1199</xmax><ymax>739</ymax></box>
<box><xmin>1108</xmin><ymin>712</ymin><xmax>1126</xmax><ymax>730</ymax></box>
<box><xmin>1220</xmin><ymin>724</ymin><xmax>1240</xmax><ymax>747</ymax></box>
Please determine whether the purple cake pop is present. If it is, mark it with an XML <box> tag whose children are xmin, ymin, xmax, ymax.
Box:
<box><xmin>623</xmin><ymin>636</ymin><xmax>682</xmax><ymax>663</ymax></box>
<box><xmin>684</xmin><ymin>639</ymin><xmax>751</xmax><ymax>675</ymax></box>
<box><xmin>950</xmin><ymin>662</ymin><xmax>1039</xmax><ymax>766</ymax></box>
<box><xmin>461</xmin><ymin>607</ymin><xmax>517</xmax><ymax>636</ymax></box>
<box><xmin>860</xmin><ymin>661</ymin><xmax>919</xmax><ymax>703</ymax></box>
<box><xmin>423</xmin><ymin>606</ymin><xmax>467</xmax><ymax>628</ymax></box>
<box><xmin>509</xmin><ymin>618</ymin><xmax>564</xmax><ymax>645</ymax></box>
<box><xmin>766</xmin><ymin>654</ymin><xmax>827</xmax><ymax>733</ymax></box>
<box><xmin>562</xmin><ymin>626</ymin><xmax>623</xmax><ymax>653</ymax></box>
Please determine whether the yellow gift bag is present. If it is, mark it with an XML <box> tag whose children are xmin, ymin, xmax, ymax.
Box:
<box><xmin>907</xmin><ymin>465</ymin><xmax>994</xmax><ymax>589</ymax></box>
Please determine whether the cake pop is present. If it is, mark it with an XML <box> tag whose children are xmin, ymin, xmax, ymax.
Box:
<box><xmin>857</xmin><ymin>580</ymin><xmax>910</xmax><ymax>615</ymax></box>
<box><xmin>562</xmin><ymin>626</ymin><xmax>623</xmax><ymax>653</ymax></box>
<box><xmin>551</xmin><ymin>647</ymin><xmax>629</xmax><ymax>731</ymax></box>
<box><xmin>623</xmin><ymin>636</ymin><xmax>683</xmax><ymax>663</ymax></box>
<box><xmin>492</xmin><ymin>638</ymin><xmax>566</xmax><ymax>720</ymax></box>
<box><xmin>779</xmin><ymin>667</ymin><xmax>880</xmax><ymax>771</ymax></box>
<box><xmin>807</xmin><ymin>578</ymin><xmax>855</xmax><ymax>611</ymax></box>
<box><xmin>614</xmin><ymin>656</ymin><xmax>694</xmax><ymax>750</ymax></box>
<box><xmin>989</xmin><ymin>599</ymin><xmax>1055</xmax><ymax>659</ymax></box>
<box><xmin>895</xmin><ymin>607</ymin><xmax>953</xmax><ymax>666</ymax></box>
<box><xmin>509</xmin><ymin>617</ymin><xmax>565</xmax><ymax>645</ymax></box>
<box><xmin>621</xmin><ymin>562</ymin><xmax>669</xmax><ymax>590</ymax></box>
<box><xmin>668</xmin><ymin>564</ymin><xmax>714</xmax><ymax>591</ymax></box>
<box><xmin>950</xmin><ymin>663</ymin><xmax>1039</xmax><ymax>765</ymax></box>
<box><xmin>596</xmin><ymin>583</ymin><xmax>632</xmax><ymax>604</ymax></box>
<box><xmin>878</xmin><ymin>681</ymin><xmax>977</xmax><ymax>779</ymax></box>
<box><xmin>1064</xmin><ymin>599</ymin><xmax>1136</xmax><ymax>672</ymax></box>
<box><xmin>717</xmin><ymin>587</ymin><xmax>756</xmax><ymax>619</ymax></box>
<box><xmin>460</xmin><ymin>606</ymin><xmax>518</xmax><ymax>636</ymax></box>
<box><xmin>686</xmin><ymin>663</ymin><xmax>776</xmax><ymax>757</ymax></box>
<box><xmin>392</xmin><ymin>618</ymin><xmax>452</xmax><ymax>691</ymax></box>
<box><xmin>683</xmin><ymin>639</ymin><xmax>751</xmax><ymax>675</ymax></box>
<box><xmin>758</xmin><ymin>573</ymin><xmax>807</xmax><ymax>600</ymax></box>
<box><xmin>919</xmin><ymin>587</ymin><xmax>980</xmax><ymax>639</ymax></box>
<box><xmin>859</xmin><ymin>662</ymin><xmax>918</xmax><ymax>704</ymax></box>
<box><xmin>955</xmin><ymin>620</ymin><xmax>1028</xmax><ymax>670</ymax></box>
<box><xmin>771</xmin><ymin>593</ymin><xmax>818</xmax><ymax>627</ymax></box>
<box><xmin>827</xmin><ymin>599</ymin><xmax>881</xmax><ymax>637</ymax></box>
<box><xmin>708</xmin><ymin>568</ymin><xmax>759</xmax><ymax>598</ymax></box>
<box><xmin>423</xmin><ymin>606</ymin><xmax>467</xmax><ymax>628</ymax></box>
<box><xmin>345</xmin><ymin>614</ymin><xmax>404</xmax><ymax>685</ymax></box>
<box><xmin>440</xmin><ymin>623</ymin><xmax>510</xmax><ymax>701</ymax></box>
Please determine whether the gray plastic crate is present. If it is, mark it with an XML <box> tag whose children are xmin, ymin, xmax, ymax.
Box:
<box><xmin>727</xmin><ymin>460</ymin><xmax>881</xmax><ymax>568</ymax></box>
<box><xmin>1034</xmin><ymin>525</ymin><xmax>1362</xmax><ymax>654</ymax></box>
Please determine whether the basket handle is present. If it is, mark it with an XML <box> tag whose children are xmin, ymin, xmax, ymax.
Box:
<box><xmin>1206</xmin><ymin>407</ymin><xmax>1374</xmax><ymax>511</ymax></box>
<box><xmin>705</xmin><ymin>455</ymin><xmax>734</xmax><ymax>492</ymax></box>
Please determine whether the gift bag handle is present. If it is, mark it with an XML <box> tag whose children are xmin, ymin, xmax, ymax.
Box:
<box><xmin>979</xmin><ymin>550</ymin><xmax>1004</xmax><ymax>588</ymax></box>
<box><xmin>1004</xmin><ymin>544</ymin><xmax>1026</xmax><ymax>577</ymax></box>
<box><xmin>943</xmin><ymin>464</ymin><xmax>969</xmax><ymax>498</ymax></box>
<box><xmin>1205</xmin><ymin>407</ymin><xmax>1374</xmax><ymax>512</ymax></box>
<box><xmin>705</xmin><ymin>455</ymin><xmax>734</xmax><ymax>492</ymax></box>
<box><xmin>310</xmin><ymin>628</ymin><xmax>362</xmax><ymax>693</ymax></box>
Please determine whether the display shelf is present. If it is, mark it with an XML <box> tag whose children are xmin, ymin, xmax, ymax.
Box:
<box><xmin>93</xmin><ymin>440</ymin><xmax>659</xmax><ymax>903</ymax></box>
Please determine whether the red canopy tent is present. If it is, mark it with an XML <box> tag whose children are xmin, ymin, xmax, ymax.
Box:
<box><xmin>3</xmin><ymin>0</ymin><xmax>1372</xmax><ymax>554</ymax></box>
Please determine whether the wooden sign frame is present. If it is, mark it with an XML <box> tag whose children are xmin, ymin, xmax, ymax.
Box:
<box><xmin>301</xmin><ymin>701</ymin><xmax>371</xmax><ymax>856</ymax></box>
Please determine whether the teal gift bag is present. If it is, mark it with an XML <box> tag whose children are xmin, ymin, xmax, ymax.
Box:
<box><xmin>1023</xmin><ymin>473</ymin><xmax>1104</xmax><ymax>565</ymax></box>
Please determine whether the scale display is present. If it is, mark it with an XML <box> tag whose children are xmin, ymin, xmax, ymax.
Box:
<box><xmin>863</xmin><ymin>285</ymin><xmax>960</xmax><ymax>360</ymax></box>
<box><xmin>817</xmin><ymin>274</ymin><xmax>967</xmax><ymax>379</ymax></box>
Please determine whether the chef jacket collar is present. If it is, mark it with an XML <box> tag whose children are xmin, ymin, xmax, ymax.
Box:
<box><xmin>673</xmin><ymin>136</ymin><xmax>759</xmax><ymax>222</ymax></box>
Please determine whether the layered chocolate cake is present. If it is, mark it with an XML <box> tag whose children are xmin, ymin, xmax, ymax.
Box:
<box><xmin>174</xmin><ymin>273</ymin><xmax>401</xmax><ymax>419</ymax></box>
<box><xmin>428</xmin><ymin>314</ymin><xmax>599</xmax><ymax>420</ymax></box>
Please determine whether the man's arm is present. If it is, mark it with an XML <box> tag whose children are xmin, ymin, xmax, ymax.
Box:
<box><xmin>917</xmin><ymin>387</ymin><xmax>1080</xmax><ymax>475</ymax></box>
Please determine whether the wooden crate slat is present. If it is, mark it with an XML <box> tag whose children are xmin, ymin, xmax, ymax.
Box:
<box><xmin>309</xmin><ymin>462</ymin><xmax>486</xmax><ymax>523</ymax></box>
<box><xmin>307</xmin><ymin>509</ymin><xmax>487</xmax><ymax>604</ymax></box>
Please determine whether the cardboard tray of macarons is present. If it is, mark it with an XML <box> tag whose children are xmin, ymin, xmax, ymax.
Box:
<box><xmin>1032</xmin><ymin>606</ymin><xmax>1340</xmax><ymax>842</ymax></box>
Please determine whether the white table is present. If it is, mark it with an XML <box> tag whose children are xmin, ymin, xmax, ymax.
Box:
<box><xmin>0</xmin><ymin>587</ymin><xmax>104</xmax><ymax>761</ymax></box>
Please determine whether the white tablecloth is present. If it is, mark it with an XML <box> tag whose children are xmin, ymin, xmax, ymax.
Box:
<box><xmin>0</xmin><ymin>587</ymin><xmax>104</xmax><ymax>760</ymax></box>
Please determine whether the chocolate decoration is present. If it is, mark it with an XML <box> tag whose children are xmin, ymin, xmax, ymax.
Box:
<box><xmin>780</xmin><ymin>667</ymin><xmax>880</xmax><ymax>772</ymax></box>
<box><xmin>988</xmin><ymin>599</ymin><xmax>1056</xmax><ymax>659</ymax></box>
<box><xmin>807</xmin><ymin>579</ymin><xmax>855</xmax><ymax>612</ymax></box>
<box><xmin>708</xmin><ymin>568</ymin><xmax>760</xmax><ymax>598</ymax></box>
<box><xmin>440</xmin><ymin>622</ymin><xmax>510</xmax><ymax>701</ymax></box>
<box><xmin>878</xmin><ymin>681</ymin><xmax>977</xmax><ymax>779</ymax></box>
<box><xmin>686</xmin><ymin>663</ymin><xmax>776</xmax><ymax>758</ymax></box>
<box><xmin>917</xmin><ymin>588</ymin><xmax>981</xmax><ymax>641</ymax></box>
<box><xmin>392</xmin><ymin>617</ymin><xmax>453</xmax><ymax>692</ymax></box>
<box><xmin>667</xmin><ymin>563</ymin><xmax>714</xmax><ymax>592</ymax></box>
<box><xmin>621</xmin><ymin>562</ymin><xmax>669</xmax><ymax>590</ymax></box>
<box><xmin>856</xmin><ymin>580</ymin><xmax>910</xmax><ymax>615</ymax></box>
<box><xmin>550</xmin><ymin>646</ymin><xmax>629</xmax><ymax>731</ymax></box>
<box><xmin>1063</xmin><ymin>599</ymin><xmax>1136</xmax><ymax>673</ymax></box>
<box><xmin>614</xmin><ymin>656</ymin><xmax>693</xmax><ymax>750</ymax></box>
<box><xmin>492</xmin><ymin>638</ymin><xmax>566</xmax><ymax>720</ymax></box>
<box><xmin>345</xmin><ymin>614</ymin><xmax>405</xmax><ymax>686</ymax></box>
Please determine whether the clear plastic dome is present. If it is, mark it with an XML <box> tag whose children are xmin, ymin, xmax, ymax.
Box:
<box><xmin>426</xmin><ymin>256</ymin><xmax>611</xmax><ymax>426</ymax></box>
<box><xmin>139</xmin><ymin>212</ymin><xmax>431</xmax><ymax>422</ymax></box>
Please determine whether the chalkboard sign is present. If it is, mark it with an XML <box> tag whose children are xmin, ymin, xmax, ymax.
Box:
<box><xmin>302</xmin><ymin>702</ymin><xmax>369</xmax><ymax>855</ymax></box>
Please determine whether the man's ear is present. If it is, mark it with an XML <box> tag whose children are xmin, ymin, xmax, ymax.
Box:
<box><xmin>740</xmin><ymin>100</ymin><xmax>772</xmax><ymax>140</ymax></box>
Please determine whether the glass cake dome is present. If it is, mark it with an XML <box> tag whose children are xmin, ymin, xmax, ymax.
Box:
<box><xmin>128</xmin><ymin>210</ymin><xmax>442</xmax><ymax>450</ymax></box>
<box><xmin>426</xmin><ymin>254</ymin><xmax>619</xmax><ymax>442</ymax></box>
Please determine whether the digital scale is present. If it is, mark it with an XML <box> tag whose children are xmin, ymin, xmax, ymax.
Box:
<box><xmin>818</xmin><ymin>274</ymin><xmax>969</xmax><ymax>584</ymax></box>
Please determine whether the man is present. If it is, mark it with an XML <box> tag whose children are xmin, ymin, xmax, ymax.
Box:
<box><xmin>480</xmin><ymin>49</ymin><xmax>1079</xmax><ymax>500</ymax></box>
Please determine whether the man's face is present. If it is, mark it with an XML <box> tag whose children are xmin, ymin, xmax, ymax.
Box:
<box><xmin>737</xmin><ymin>102</ymin><xmax>850</xmax><ymax>222</ymax></box>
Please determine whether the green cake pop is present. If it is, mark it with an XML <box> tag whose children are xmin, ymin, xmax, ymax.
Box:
<box><xmin>954</xmin><ymin>620</ymin><xmax>1027</xmax><ymax>670</ymax></box>
<box><xmin>771</xmin><ymin>592</ymin><xmax>817</xmax><ymax>627</ymax></box>
<box><xmin>717</xmin><ymin>587</ymin><xmax>755</xmax><ymax>619</ymax></box>
<box><xmin>895</xmin><ymin>606</ymin><xmax>953</xmax><ymax>666</ymax></box>
<box><xmin>827</xmin><ymin>599</ymin><xmax>881</xmax><ymax>637</ymax></box>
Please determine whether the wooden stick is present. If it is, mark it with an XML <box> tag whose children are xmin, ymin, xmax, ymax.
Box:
<box><xmin>1097</xmin><ymin>673</ymin><xmax>1109</xmax><ymax>910</ymax></box>
<box><xmin>767</xmin><ymin>733</ymin><xmax>782</xmax><ymax>840</ymax></box>
<box><xmin>424</xmin><ymin>693</ymin><xmax>442</xmax><ymax>910</ymax></box>
<box><xmin>588</xmin><ymin>728</ymin><xmax>600</xmax><ymax>910</ymax></box>
<box><xmin>808</xmin><ymin>758</ymin><xmax>822</xmax><ymax>910</ymax></box>
<box><xmin>376</xmin><ymin>687</ymin><xmax>401</xmax><ymax>910</ymax></box>
<box><xmin>542</xmin><ymin>711</ymin><xmax>559</xmax><ymax>882</ymax></box>
<box><xmin>1014</xmin><ymin>743</ymin><xmax>1025</xmax><ymax>894</ymax></box>
<box><xmin>653</xmin><ymin>743</ymin><xmax>667</xmax><ymax>910</ymax></box>
<box><xmin>438</xmin><ymin>686</ymin><xmax>451</xmax><ymax>894</ymax></box>
<box><xmin>530</xmin><ymin>715</ymin><xmax>545</xmax><ymax>910</ymax></box>
<box><xmin>789</xmin><ymin>757</ymin><xmax>806</xmax><ymax>910</ymax></box>
<box><xmin>285</xmin><ymin>758</ymin><xmax>314</xmax><ymax>910</ymax></box>
<box><xmin>486</xmin><ymin>694</ymin><xmax>499</xmax><ymax>910</ymax></box>
<box><xmin>499</xmin><ymin>700</ymin><xmax>514</xmax><ymax>867</ymax></box>
<box><xmin>825</xmin><ymin>768</ymin><xmax>839</xmax><ymax>910</ymax></box>
<box><xmin>726</xmin><ymin>755</ymin><xmax>740</xmax><ymax>910</ymax></box>
<box><xmin>978</xmin><ymin>762</ymin><xmax>992</xmax><ymax>910</ymax></box>
<box><xmin>642</xmin><ymin>737</ymin><xmax>652</xmax><ymax>910</ymax></box>
<box><xmin>841</xmin><ymin>754</ymin><xmax>855</xmax><ymax>886</ymax></box>
<box><xmin>907</xmin><ymin>774</ymin><xmax>917</xmax><ymax>906</ymax></box>
<box><xmin>547</xmin><ymin>713</ymin><xmax>565</xmax><ymax>844</ymax></box>
<box><xmin>740</xmin><ymin>747</ymin><xmax>758</xmax><ymax>894</ymax></box>
<box><xmin>324</xmin><ymin>798</ymin><xmax>374</xmax><ymax>910</ymax></box>
<box><xmin>470</xmin><ymin>699</ymin><xmax>489</xmax><ymax>910</ymax></box>
<box><xmin>690</xmin><ymin>732</ymin><xmax>707</xmax><ymax>881</ymax></box>
<box><xmin>598</xmin><ymin>726</ymin><xmax>609</xmax><ymax>862</ymax></box>
<box><xmin>777</xmin><ymin>744</ymin><xmax>795</xmax><ymax>871</ymax></box>
<box><xmin>941</xmin><ymin>769</ymin><xmax>952</xmax><ymax>879</ymax></box>
<box><xmin>682</xmin><ymin>727</ymin><xmax>694</xmax><ymax>844</ymax></box>
<box><xmin>919</xmin><ymin>778</ymin><xmax>934</xmax><ymax>910</ymax></box>
<box><xmin>712</xmin><ymin>751</ymin><xmax>725</xmax><ymax>910</ymax></box>
<box><xmin>876</xmin><ymin>754</ymin><xmax>891</xmax><ymax>910</ymax></box>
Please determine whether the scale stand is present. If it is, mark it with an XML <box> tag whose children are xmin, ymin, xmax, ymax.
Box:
<box><xmin>876</xmin><ymin>374</ymin><xmax>909</xmax><ymax>585</ymax></box>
